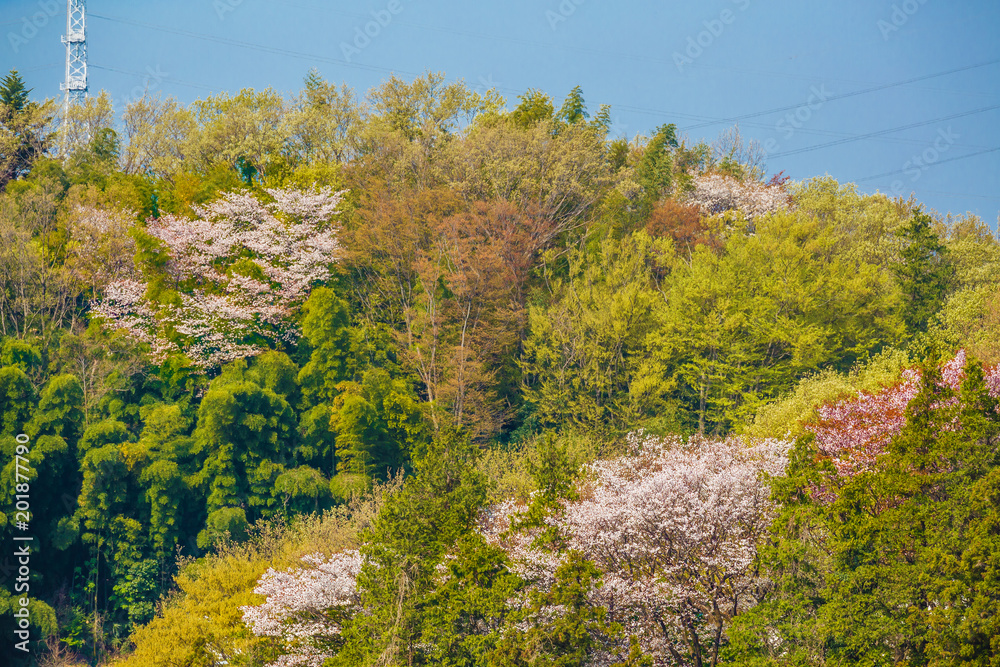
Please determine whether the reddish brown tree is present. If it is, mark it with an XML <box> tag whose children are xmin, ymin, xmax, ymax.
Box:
<box><xmin>645</xmin><ymin>199</ymin><xmax>723</xmax><ymax>257</ymax></box>
<box><xmin>348</xmin><ymin>188</ymin><xmax>522</xmax><ymax>439</ymax></box>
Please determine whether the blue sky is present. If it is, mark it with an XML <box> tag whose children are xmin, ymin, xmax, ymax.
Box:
<box><xmin>3</xmin><ymin>0</ymin><xmax>998</xmax><ymax>223</ymax></box>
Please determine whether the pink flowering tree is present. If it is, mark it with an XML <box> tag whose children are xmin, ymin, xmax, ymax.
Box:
<box><xmin>66</xmin><ymin>206</ymin><xmax>140</xmax><ymax>295</ymax></box>
<box><xmin>483</xmin><ymin>432</ymin><xmax>792</xmax><ymax>666</ymax></box>
<box><xmin>241</xmin><ymin>550</ymin><xmax>363</xmax><ymax>667</ymax></box>
<box><xmin>91</xmin><ymin>186</ymin><xmax>344</xmax><ymax>368</ymax></box>
<box><xmin>806</xmin><ymin>350</ymin><xmax>1000</xmax><ymax>480</ymax></box>
<box><xmin>685</xmin><ymin>173</ymin><xmax>790</xmax><ymax>223</ymax></box>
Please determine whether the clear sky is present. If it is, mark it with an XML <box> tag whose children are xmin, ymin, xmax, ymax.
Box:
<box><xmin>3</xmin><ymin>0</ymin><xmax>998</xmax><ymax>223</ymax></box>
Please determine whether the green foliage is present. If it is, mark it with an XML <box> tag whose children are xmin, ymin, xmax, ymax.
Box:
<box><xmin>78</xmin><ymin>418</ymin><xmax>130</xmax><ymax>456</ymax></box>
<box><xmin>275</xmin><ymin>465</ymin><xmax>331</xmax><ymax>512</ymax></box>
<box><xmin>510</xmin><ymin>89</ymin><xmax>555</xmax><ymax>129</ymax></box>
<box><xmin>635</xmin><ymin>123</ymin><xmax>679</xmax><ymax>210</ymax></box>
<box><xmin>520</xmin><ymin>231</ymin><xmax>674</xmax><ymax>434</ymax></box>
<box><xmin>515</xmin><ymin>434</ymin><xmax>582</xmax><ymax>549</ymax></box>
<box><xmin>193</xmin><ymin>365</ymin><xmax>297</xmax><ymax>518</ymax></box>
<box><xmin>1</xmin><ymin>338</ymin><xmax>42</xmax><ymax>371</ymax></box>
<box><xmin>27</xmin><ymin>374</ymin><xmax>84</xmax><ymax>440</ymax></box>
<box><xmin>334</xmin><ymin>368</ymin><xmax>424</xmax><ymax>477</ymax></box>
<box><xmin>494</xmin><ymin>551</ymin><xmax>622</xmax><ymax>667</ymax></box>
<box><xmin>476</xmin><ymin>430</ymin><xmax>603</xmax><ymax>506</ymax></box>
<box><xmin>556</xmin><ymin>86</ymin><xmax>589</xmax><ymax>126</ymax></box>
<box><xmin>298</xmin><ymin>287</ymin><xmax>354</xmax><ymax>407</ymax></box>
<box><xmin>0</xmin><ymin>69</ymin><xmax>52</xmax><ymax>188</ymax></box>
<box><xmin>112</xmin><ymin>559</ymin><xmax>160</xmax><ymax>628</ymax></box>
<box><xmin>337</xmin><ymin>426</ymin><xmax>487</xmax><ymax>666</ymax></box>
<box><xmin>0</xmin><ymin>70</ymin><xmax>31</xmax><ymax>112</ymax></box>
<box><xmin>894</xmin><ymin>210</ymin><xmax>952</xmax><ymax>333</ymax></box>
<box><xmin>329</xmin><ymin>471</ymin><xmax>369</xmax><ymax>502</ymax></box>
<box><xmin>140</xmin><ymin>458</ymin><xmax>187</xmax><ymax>557</ymax></box>
<box><xmin>0</xmin><ymin>365</ymin><xmax>35</xmax><ymax>435</ymax></box>
<box><xmin>731</xmin><ymin>357</ymin><xmax>1000</xmax><ymax>665</ymax></box>
<box><xmin>654</xmin><ymin>209</ymin><xmax>903</xmax><ymax>434</ymax></box>
<box><xmin>199</xmin><ymin>507</ymin><xmax>250</xmax><ymax>549</ymax></box>
<box><xmin>744</xmin><ymin>348</ymin><xmax>910</xmax><ymax>439</ymax></box>
<box><xmin>420</xmin><ymin>534</ymin><xmax>522</xmax><ymax>666</ymax></box>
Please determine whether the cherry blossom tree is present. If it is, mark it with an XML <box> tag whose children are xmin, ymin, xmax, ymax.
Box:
<box><xmin>241</xmin><ymin>433</ymin><xmax>790</xmax><ymax>667</ymax></box>
<box><xmin>66</xmin><ymin>206</ymin><xmax>139</xmax><ymax>295</ymax></box>
<box><xmin>685</xmin><ymin>173</ymin><xmax>790</xmax><ymax>223</ymax></box>
<box><xmin>483</xmin><ymin>432</ymin><xmax>792</xmax><ymax>666</ymax></box>
<box><xmin>806</xmin><ymin>350</ymin><xmax>1000</xmax><ymax>479</ymax></box>
<box><xmin>91</xmin><ymin>186</ymin><xmax>344</xmax><ymax>368</ymax></box>
<box><xmin>241</xmin><ymin>550</ymin><xmax>363</xmax><ymax>667</ymax></box>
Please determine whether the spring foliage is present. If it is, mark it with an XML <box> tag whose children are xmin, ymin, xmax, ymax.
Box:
<box><xmin>1</xmin><ymin>68</ymin><xmax>997</xmax><ymax>665</ymax></box>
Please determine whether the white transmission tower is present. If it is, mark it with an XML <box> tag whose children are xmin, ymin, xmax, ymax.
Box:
<box><xmin>61</xmin><ymin>0</ymin><xmax>88</xmax><ymax>115</ymax></box>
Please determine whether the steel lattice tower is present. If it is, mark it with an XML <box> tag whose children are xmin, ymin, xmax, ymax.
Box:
<box><xmin>61</xmin><ymin>0</ymin><xmax>87</xmax><ymax>115</ymax></box>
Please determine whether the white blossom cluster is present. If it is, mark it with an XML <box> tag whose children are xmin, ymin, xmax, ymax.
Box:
<box><xmin>685</xmin><ymin>173</ymin><xmax>790</xmax><ymax>222</ymax></box>
<box><xmin>484</xmin><ymin>432</ymin><xmax>792</xmax><ymax>665</ymax></box>
<box><xmin>90</xmin><ymin>186</ymin><xmax>344</xmax><ymax>368</ymax></box>
<box><xmin>241</xmin><ymin>433</ymin><xmax>791</xmax><ymax>666</ymax></box>
<box><xmin>240</xmin><ymin>550</ymin><xmax>363</xmax><ymax>667</ymax></box>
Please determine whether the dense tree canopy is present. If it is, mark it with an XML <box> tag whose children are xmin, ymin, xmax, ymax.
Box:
<box><xmin>0</xmin><ymin>67</ymin><xmax>995</xmax><ymax>666</ymax></box>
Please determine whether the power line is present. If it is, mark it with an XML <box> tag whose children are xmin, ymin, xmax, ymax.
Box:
<box><xmin>89</xmin><ymin>13</ymin><xmax>421</xmax><ymax>78</ymax></box>
<box><xmin>679</xmin><ymin>58</ymin><xmax>1000</xmax><ymax>132</ymax></box>
<box><xmin>90</xmin><ymin>64</ymin><xmax>216</xmax><ymax>92</ymax></box>
<box><xmin>767</xmin><ymin>105</ymin><xmax>1000</xmax><ymax>159</ymax></box>
<box><xmin>854</xmin><ymin>146</ymin><xmax>1000</xmax><ymax>183</ymax></box>
<box><xmin>915</xmin><ymin>189</ymin><xmax>1000</xmax><ymax>202</ymax></box>
<box><xmin>78</xmin><ymin>7</ymin><xmax>1000</xmax><ymax>202</ymax></box>
<box><xmin>614</xmin><ymin>101</ymin><xmax>993</xmax><ymax>153</ymax></box>
<box><xmin>275</xmin><ymin>0</ymin><xmax>997</xmax><ymax>101</ymax></box>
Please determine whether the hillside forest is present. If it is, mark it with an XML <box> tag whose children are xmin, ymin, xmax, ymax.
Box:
<box><xmin>1</xmin><ymin>67</ymin><xmax>999</xmax><ymax>666</ymax></box>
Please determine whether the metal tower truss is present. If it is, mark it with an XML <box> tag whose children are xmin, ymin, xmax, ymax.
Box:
<box><xmin>61</xmin><ymin>0</ymin><xmax>87</xmax><ymax>110</ymax></box>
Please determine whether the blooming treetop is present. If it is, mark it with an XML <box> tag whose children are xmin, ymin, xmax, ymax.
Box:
<box><xmin>807</xmin><ymin>350</ymin><xmax>1000</xmax><ymax>479</ymax></box>
<box><xmin>241</xmin><ymin>433</ymin><xmax>791</xmax><ymax>667</ymax></box>
<box><xmin>685</xmin><ymin>173</ymin><xmax>790</xmax><ymax>222</ymax></box>
<box><xmin>241</xmin><ymin>550</ymin><xmax>363</xmax><ymax>667</ymax></box>
<box><xmin>483</xmin><ymin>432</ymin><xmax>792</xmax><ymax>666</ymax></box>
<box><xmin>91</xmin><ymin>186</ymin><xmax>345</xmax><ymax>368</ymax></box>
<box><xmin>67</xmin><ymin>206</ymin><xmax>140</xmax><ymax>291</ymax></box>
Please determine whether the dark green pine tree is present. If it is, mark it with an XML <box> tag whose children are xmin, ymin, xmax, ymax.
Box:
<box><xmin>333</xmin><ymin>426</ymin><xmax>487</xmax><ymax>666</ymax></box>
<box><xmin>894</xmin><ymin>210</ymin><xmax>951</xmax><ymax>333</ymax></box>
<box><xmin>0</xmin><ymin>70</ymin><xmax>31</xmax><ymax>113</ymax></box>
<box><xmin>1</xmin><ymin>69</ymin><xmax>49</xmax><ymax>189</ymax></box>
<box><xmin>636</xmin><ymin>123</ymin><xmax>680</xmax><ymax>213</ymax></box>
<box><xmin>556</xmin><ymin>85</ymin><xmax>588</xmax><ymax>126</ymax></box>
<box><xmin>727</xmin><ymin>355</ymin><xmax>1000</xmax><ymax>666</ymax></box>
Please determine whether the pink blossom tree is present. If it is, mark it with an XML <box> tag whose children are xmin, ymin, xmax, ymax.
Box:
<box><xmin>806</xmin><ymin>350</ymin><xmax>1000</xmax><ymax>479</ymax></box>
<box><xmin>90</xmin><ymin>186</ymin><xmax>344</xmax><ymax>368</ymax></box>
<box><xmin>483</xmin><ymin>432</ymin><xmax>792</xmax><ymax>666</ymax></box>
<box><xmin>241</xmin><ymin>550</ymin><xmax>363</xmax><ymax>667</ymax></box>
<box><xmin>685</xmin><ymin>173</ymin><xmax>790</xmax><ymax>222</ymax></box>
<box><xmin>66</xmin><ymin>205</ymin><xmax>140</xmax><ymax>294</ymax></box>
